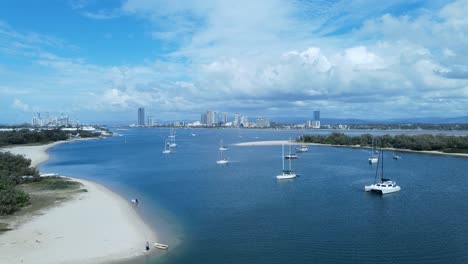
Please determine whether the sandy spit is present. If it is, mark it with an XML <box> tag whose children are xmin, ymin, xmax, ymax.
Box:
<box><xmin>0</xmin><ymin>140</ymin><xmax>158</xmax><ymax>264</ymax></box>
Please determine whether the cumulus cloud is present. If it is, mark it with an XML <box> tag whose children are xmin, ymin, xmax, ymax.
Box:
<box><xmin>2</xmin><ymin>0</ymin><xmax>468</xmax><ymax>121</ymax></box>
<box><xmin>12</xmin><ymin>99</ymin><xmax>30</xmax><ymax>112</ymax></box>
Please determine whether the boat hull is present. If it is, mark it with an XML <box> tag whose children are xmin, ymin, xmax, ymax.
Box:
<box><xmin>364</xmin><ymin>184</ymin><xmax>401</xmax><ymax>194</ymax></box>
<box><xmin>216</xmin><ymin>160</ymin><xmax>229</xmax><ymax>164</ymax></box>
<box><xmin>276</xmin><ymin>173</ymin><xmax>297</xmax><ymax>179</ymax></box>
<box><xmin>153</xmin><ymin>243</ymin><xmax>169</xmax><ymax>250</ymax></box>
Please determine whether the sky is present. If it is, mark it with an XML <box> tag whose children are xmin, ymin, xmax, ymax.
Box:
<box><xmin>1</xmin><ymin>0</ymin><xmax>467</xmax><ymax>124</ymax></box>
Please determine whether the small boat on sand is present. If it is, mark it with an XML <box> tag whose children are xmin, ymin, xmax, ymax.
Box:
<box><xmin>154</xmin><ymin>243</ymin><xmax>169</xmax><ymax>250</ymax></box>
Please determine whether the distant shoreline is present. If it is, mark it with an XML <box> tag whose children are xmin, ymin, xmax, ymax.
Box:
<box><xmin>234</xmin><ymin>140</ymin><xmax>468</xmax><ymax>158</ymax></box>
<box><xmin>0</xmin><ymin>139</ymin><xmax>159</xmax><ymax>264</ymax></box>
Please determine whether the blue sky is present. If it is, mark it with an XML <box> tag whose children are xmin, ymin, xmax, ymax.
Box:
<box><xmin>1</xmin><ymin>0</ymin><xmax>467</xmax><ymax>124</ymax></box>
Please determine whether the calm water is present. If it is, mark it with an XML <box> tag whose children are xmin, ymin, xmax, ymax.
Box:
<box><xmin>41</xmin><ymin>128</ymin><xmax>468</xmax><ymax>264</ymax></box>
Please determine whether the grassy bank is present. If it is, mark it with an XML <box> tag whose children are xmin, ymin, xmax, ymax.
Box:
<box><xmin>0</xmin><ymin>176</ymin><xmax>85</xmax><ymax>234</ymax></box>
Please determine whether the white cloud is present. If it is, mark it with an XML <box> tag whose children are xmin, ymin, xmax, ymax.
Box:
<box><xmin>12</xmin><ymin>99</ymin><xmax>30</xmax><ymax>112</ymax></box>
<box><xmin>3</xmin><ymin>1</ymin><xmax>468</xmax><ymax>122</ymax></box>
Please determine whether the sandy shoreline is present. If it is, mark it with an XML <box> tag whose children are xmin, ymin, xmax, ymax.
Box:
<box><xmin>0</xmin><ymin>140</ymin><xmax>158</xmax><ymax>264</ymax></box>
<box><xmin>234</xmin><ymin>140</ymin><xmax>468</xmax><ymax>158</ymax></box>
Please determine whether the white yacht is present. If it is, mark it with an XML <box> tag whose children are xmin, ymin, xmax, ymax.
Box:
<box><xmin>168</xmin><ymin>128</ymin><xmax>177</xmax><ymax>148</ymax></box>
<box><xmin>365</xmin><ymin>149</ymin><xmax>401</xmax><ymax>194</ymax></box>
<box><xmin>277</xmin><ymin>144</ymin><xmax>297</xmax><ymax>179</ymax></box>
<box><xmin>219</xmin><ymin>139</ymin><xmax>228</xmax><ymax>151</ymax></box>
<box><xmin>368</xmin><ymin>136</ymin><xmax>378</xmax><ymax>164</ymax></box>
<box><xmin>216</xmin><ymin>146</ymin><xmax>229</xmax><ymax>164</ymax></box>
<box><xmin>393</xmin><ymin>153</ymin><xmax>402</xmax><ymax>160</ymax></box>
<box><xmin>285</xmin><ymin>140</ymin><xmax>298</xmax><ymax>159</ymax></box>
<box><xmin>162</xmin><ymin>139</ymin><xmax>171</xmax><ymax>154</ymax></box>
<box><xmin>295</xmin><ymin>144</ymin><xmax>309</xmax><ymax>153</ymax></box>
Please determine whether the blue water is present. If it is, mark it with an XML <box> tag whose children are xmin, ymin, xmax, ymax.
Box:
<box><xmin>41</xmin><ymin>128</ymin><xmax>468</xmax><ymax>264</ymax></box>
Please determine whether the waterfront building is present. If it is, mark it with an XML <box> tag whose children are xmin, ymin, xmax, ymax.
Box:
<box><xmin>256</xmin><ymin>117</ymin><xmax>270</xmax><ymax>128</ymax></box>
<box><xmin>147</xmin><ymin>116</ymin><xmax>156</xmax><ymax>127</ymax></box>
<box><xmin>138</xmin><ymin>107</ymin><xmax>145</xmax><ymax>127</ymax></box>
<box><xmin>313</xmin><ymin>110</ymin><xmax>320</xmax><ymax>129</ymax></box>
<box><xmin>240</xmin><ymin>116</ymin><xmax>249</xmax><ymax>127</ymax></box>
<box><xmin>205</xmin><ymin>111</ymin><xmax>213</xmax><ymax>126</ymax></box>
<box><xmin>221</xmin><ymin>112</ymin><xmax>227</xmax><ymax>125</ymax></box>
<box><xmin>234</xmin><ymin>113</ymin><xmax>239</xmax><ymax>127</ymax></box>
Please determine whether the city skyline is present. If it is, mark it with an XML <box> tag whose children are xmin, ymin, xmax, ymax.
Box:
<box><xmin>1</xmin><ymin>1</ymin><xmax>468</xmax><ymax>124</ymax></box>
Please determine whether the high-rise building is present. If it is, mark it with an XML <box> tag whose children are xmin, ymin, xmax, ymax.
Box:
<box><xmin>205</xmin><ymin>111</ymin><xmax>213</xmax><ymax>126</ymax></box>
<box><xmin>138</xmin><ymin>107</ymin><xmax>145</xmax><ymax>126</ymax></box>
<box><xmin>221</xmin><ymin>112</ymin><xmax>227</xmax><ymax>125</ymax></box>
<box><xmin>255</xmin><ymin>117</ymin><xmax>270</xmax><ymax>128</ymax></box>
<box><xmin>147</xmin><ymin>116</ymin><xmax>155</xmax><ymax>127</ymax></box>
<box><xmin>233</xmin><ymin>113</ymin><xmax>239</xmax><ymax>127</ymax></box>
<box><xmin>212</xmin><ymin>111</ymin><xmax>218</xmax><ymax>125</ymax></box>
<box><xmin>32</xmin><ymin>117</ymin><xmax>40</xmax><ymax>126</ymax></box>
<box><xmin>240</xmin><ymin>116</ymin><xmax>249</xmax><ymax>127</ymax></box>
<box><xmin>201</xmin><ymin>114</ymin><xmax>206</xmax><ymax>125</ymax></box>
<box><xmin>312</xmin><ymin>110</ymin><xmax>320</xmax><ymax>128</ymax></box>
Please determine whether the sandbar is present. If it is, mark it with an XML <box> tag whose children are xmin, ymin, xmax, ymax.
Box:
<box><xmin>0</xmin><ymin>141</ymin><xmax>157</xmax><ymax>264</ymax></box>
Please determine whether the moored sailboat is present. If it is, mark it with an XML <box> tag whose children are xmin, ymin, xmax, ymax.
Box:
<box><xmin>277</xmin><ymin>144</ymin><xmax>297</xmax><ymax>179</ymax></box>
<box><xmin>365</xmin><ymin>149</ymin><xmax>401</xmax><ymax>194</ymax></box>
<box><xmin>368</xmin><ymin>136</ymin><xmax>378</xmax><ymax>164</ymax></box>
<box><xmin>162</xmin><ymin>139</ymin><xmax>171</xmax><ymax>154</ymax></box>
<box><xmin>216</xmin><ymin>146</ymin><xmax>229</xmax><ymax>164</ymax></box>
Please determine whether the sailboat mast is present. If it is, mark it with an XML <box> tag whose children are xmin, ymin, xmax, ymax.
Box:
<box><xmin>282</xmin><ymin>144</ymin><xmax>285</xmax><ymax>171</ymax></box>
<box><xmin>381</xmin><ymin>149</ymin><xmax>384</xmax><ymax>181</ymax></box>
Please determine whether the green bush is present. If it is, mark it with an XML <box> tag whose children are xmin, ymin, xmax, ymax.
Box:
<box><xmin>0</xmin><ymin>184</ymin><xmax>30</xmax><ymax>215</ymax></box>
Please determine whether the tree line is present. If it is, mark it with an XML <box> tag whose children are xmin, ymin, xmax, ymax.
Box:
<box><xmin>300</xmin><ymin>133</ymin><xmax>468</xmax><ymax>153</ymax></box>
<box><xmin>0</xmin><ymin>129</ymin><xmax>100</xmax><ymax>147</ymax></box>
<box><xmin>0</xmin><ymin>152</ymin><xmax>40</xmax><ymax>215</ymax></box>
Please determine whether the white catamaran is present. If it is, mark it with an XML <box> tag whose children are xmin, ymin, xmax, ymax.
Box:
<box><xmin>365</xmin><ymin>149</ymin><xmax>401</xmax><ymax>194</ymax></box>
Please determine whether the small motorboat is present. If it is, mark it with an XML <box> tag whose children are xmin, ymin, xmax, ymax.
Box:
<box><xmin>154</xmin><ymin>243</ymin><xmax>169</xmax><ymax>250</ymax></box>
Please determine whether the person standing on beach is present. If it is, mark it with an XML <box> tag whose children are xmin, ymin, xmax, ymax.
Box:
<box><xmin>146</xmin><ymin>241</ymin><xmax>150</xmax><ymax>251</ymax></box>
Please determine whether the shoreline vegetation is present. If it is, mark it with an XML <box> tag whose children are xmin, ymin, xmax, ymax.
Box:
<box><xmin>300</xmin><ymin>133</ymin><xmax>468</xmax><ymax>154</ymax></box>
<box><xmin>0</xmin><ymin>140</ymin><xmax>158</xmax><ymax>264</ymax></box>
<box><xmin>234</xmin><ymin>134</ymin><xmax>468</xmax><ymax>158</ymax></box>
<box><xmin>0</xmin><ymin>128</ymin><xmax>100</xmax><ymax>147</ymax></box>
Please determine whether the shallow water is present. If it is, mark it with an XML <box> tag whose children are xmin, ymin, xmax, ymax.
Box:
<box><xmin>42</xmin><ymin>128</ymin><xmax>468</xmax><ymax>264</ymax></box>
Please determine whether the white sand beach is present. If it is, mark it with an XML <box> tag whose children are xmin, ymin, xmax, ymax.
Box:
<box><xmin>0</xmin><ymin>142</ymin><xmax>158</xmax><ymax>264</ymax></box>
<box><xmin>234</xmin><ymin>140</ymin><xmax>292</xmax><ymax>146</ymax></box>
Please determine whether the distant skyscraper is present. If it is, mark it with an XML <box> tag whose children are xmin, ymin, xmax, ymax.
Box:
<box><xmin>201</xmin><ymin>113</ymin><xmax>206</xmax><ymax>125</ymax></box>
<box><xmin>205</xmin><ymin>111</ymin><xmax>213</xmax><ymax>126</ymax></box>
<box><xmin>221</xmin><ymin>112</ymin><xmax>227</xmax><ymax>125</ymax></box>
<box><xmin>234</xmin><ymin>113</ymin><xmax>239</xmax><ymax>127</ymax></box>
<box><xmin>255</xmin><ymin>117</ymin><xmax>270</xmax><ymax>128</ymax></box>
<box><xmin>138</xmin><ymin>107</ymin><xmax>145</xmax><ymax>126</ymax></box>
<box><xmin>313</xmin><ymin>110</ymin><xmax>320</xmax><ymax>129</ymax></box>
<box><xmin>147</xmin><ymin>115</ymin><xmax>155</xmax><ymax>126</ymax></box>
<box><xmin>240</xmin><ymin>116</ymin><xmax>249</xmax><ymax>127</ymax></box>
<box><xmin>212</xmin><ymin>111</ymin><xmax>218</xmax><ymax>125</ymax></box>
